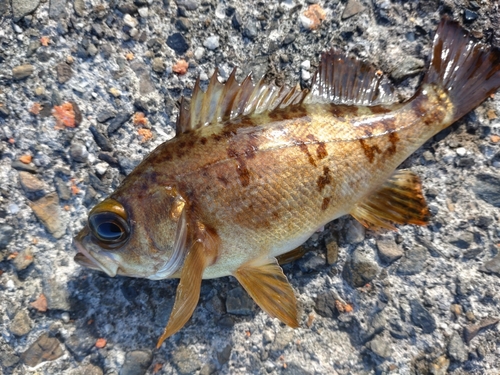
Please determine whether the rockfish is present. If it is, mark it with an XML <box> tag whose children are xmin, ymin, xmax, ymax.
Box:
<box><xmin>73</xmin><ymin>18</ymin><xmax>500</xmax><ymax>347</ymax></box>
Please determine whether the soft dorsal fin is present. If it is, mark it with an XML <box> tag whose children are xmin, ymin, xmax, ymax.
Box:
<box><xmin>304</xmin><ymin>48</ymin><xmax>397</xmax><ymax>106</ymax></box>
<box><xmin>233</xmin><ymin>257</ymin><xmax>299</xmax><ymax>328</ymax></box>
<box><xmin>176</xmin><ymin>68</ymin><xmax>307</xmax><ymax>134</ymax></box>
<box><xmin>350</xmin><ymin>170</ymin><xmax>430</xmax><ymax>230</ymax></box>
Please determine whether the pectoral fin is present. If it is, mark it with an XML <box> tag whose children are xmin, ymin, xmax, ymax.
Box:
<box><xmin>351</xmin><ymin>170</ymin><xmax>430</xmax><ymax>230</ymax></box>
<box><xmin>156</xmin><ymin>223</ymin><xmax>219</xmax><ymax>348</ymax></box>
<box><xmin>233</xmin><ymin>257</ymin><xmax>299</xmax><ymax>328</ymax></box>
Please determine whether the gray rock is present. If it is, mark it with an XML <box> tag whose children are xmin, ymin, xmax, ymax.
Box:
<box><xmin>139</xmin><ymin>74</ymin><xmax>155</xmax><ymax>95</ymax></box>
<box><xmin>410</xmin><ymin>299</ymin><xmax>436</xmax><ymax>334</ymax></box>
<box><xmin>54</xmin><ymin>176</ymin><xmax>71</xmax><ymax>201</ymax></box>
<box><xmin>43</xmin><ymin>277</ymin><xmax>71</xmax><ymax>310</ymax></box>
<box><xmin>342</xmin><ymin>247</ymin><xmax>379</xmax><ymax>288</ymax></box>
<box><xmin>9</xmin><ymin>309</ymin><xmax>33</xmax><ymax>336</ymax></box>
<box><xmin>65</xmin><ymin>334</ymin><xmax>95</xmax><ymax>361</ymax></box>
<box><xmin>171</xmin><ymin>346</ymin><xmax>201</xmax><ymax>375</ymax></box>
<box><xmin>67</xmin><ymin>364</ymin><xmax>104</xmax><ymax>375</ymax></box>
<box><xmin>55</xmin><ymin>62</ymin><xmax>73</xmax><ymax>83</ymax></box>
<box><xmin>464</xmin><ymin>317</ymin><xmax>499</xmax><ymax>344</ymax></box>
<box><xmin>29</xmin><ymin>193</ymin><xmax>66</xmax><ymax>238</ymax></box>
<box><xmin>376</xmin><ymin>238</ymin><xmax>403</xmax><ymax>264</ymax></box>
<box><xmin>342</xmin><ymin>0</ymin><xmax>365</xmax><ymax>19</ymax></box>
<box><xmin>396</xmin><ymin>245</ymin><xmax>427</xmax><ymax>275</ymax></box>
<box><xmin>344</xmin><ymin>220</ymin><xmax>365</xmax><ymax>244</ymax></box>
<box><xmin>97</xmin><ymin>109</ymin><xmax>116</xmax><ymax>123</ymax></box>
<box><xmin>0</xmin><ymin>225</ymin><xmax>14</xmax><ymax>250</ymax></box>
<box><xmin>12</xmin><ymin>247</ymin><xmax>34</xmax><ymax>271</ymax></box>
<box><xmin>12</xmin><ymin>159</ymin><xmax>38</xmax><ymax>173</ymax></box>
<box><xmin>12</xmin><ymin>64</ymin><xmax>34</xmax><ymax>79</ymax></box>
<box><xmin>108</xmin><ymin>112</ymin><xmax>132</xmax><ymax>134</ymax></box>
<box><xmin>217</xmin><ymin>344</ymin><xmax>232</xmax><ymax>366</ymax></box>
<box><xmin>391</xmin><ymin>56</ymin><xmax>425</xmax><ymax>81</ymax></box>
<box><xmin>270</xmin><ymin>330</ymin><xmax>294</xmax><ymax>354</ymax></box>
<box><xmin>152</xmin><ymin>57</ymin><xmax>166</xmax><ymax>73</ymax></box>
<box><xmin>20</xmin><ymin>333</ymin><xmax>64</xmax><ymax>367</ymax></box>
<box><xmin>19</xmin><ymin>171</ymin><xmax>46</xmax><ymax>197</ymax></box>
<box><xmin>263</xmin><ymin>330</ymin><xmax>275</xmax><ymax>345</ymax></box>
<box><xmin>367</xmin><ymin>334</ymin><xmax>391</xmax><ymax>358</ymax></box>
<box><xmin>166</xmin><ymin>33</ymin><xmax>190</xmax><ymax>55</ymax></box>
<box><xmin>73</xmin><ymin>0</ymin><xmax>85</xmax><ymax>17</ymax></box>
<box><xmin>226</xmin><ymin>286</ymin><xmax>254</xmax><ymax>315</ymax></box>
<box><xmin>314</xmin><ymin>291</ymin><xmax>337</xmax><ymax>318</ymax></box>
<box><xmin>474</xmin><ymin>173</ymin><xmax>500</xmax><ymax>207</ymax></box>
<box><xmin>0</xmin><ymin>339</ymin><xmax>19</xmax><ymax>367</ymax></box>
<box><xmin>177</xmin><ymin>0</ymin><xmax>198</xmax><ymax>10</ymax></box>
<box><xmin>120</xmin><ymin>350</ymin><xmax>153</xmax><ymax>375</ymax></box>
<box><xmin>199</xmin><ymin>362</ymin><xmax>217</xmax><ymax>375</ymax></box>
<box><xmin>49</xmin><ymin>0</ymin><xmax>67</xmax><ymax>19</ymax></box>
<box><xmin>175</xmin><ymin>17</ymin><xmax>191</xmax><ymax>32</ymax></box>
<box><xmin>482</xmin><ymin>253</ymin><xmax>500</xmax><ymax>277</ymax></box>
<box><xmin>448</xmin><ymin>332</ymin><xmax>468</xmax><ymax>362</ymax></box>
<box><xmin>70</xmin><ymin>142</ymin><xmax>89</xmax><ymax>163</ymax></box>
<box><xmin>89</xmin><ymin>125</ymin><xmax>113</xmax><ymax>152</ymax></box>
<box><xmin>12</xmin><ymin>0</ymin><xmax>40</xmax><ymax>21</ymax></box>
<box><xmin>450</xmin><ymin>231</ymin><xmax>474</xmax><ymax>249</ymax></box>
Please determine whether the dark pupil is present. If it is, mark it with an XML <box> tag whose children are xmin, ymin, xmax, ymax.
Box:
<box><xmin>97</xmin><ymin>222</ymin><xmax>122</xmax><ymax>240</ymax></box>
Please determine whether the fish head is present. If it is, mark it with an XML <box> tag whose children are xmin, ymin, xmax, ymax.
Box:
<box><xmin>73</xmin><ymin>186</ymin><xmax>188</xmax><ymax>280</ymax></box>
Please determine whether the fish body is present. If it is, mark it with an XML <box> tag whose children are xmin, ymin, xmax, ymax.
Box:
<box><xmin>73</xmin><ymin>18</ymin><xmax>500</xmax><ymax>346</ymax></box>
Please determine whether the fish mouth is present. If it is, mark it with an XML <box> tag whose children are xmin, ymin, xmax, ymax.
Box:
<box><xmin>72</xmin><ymin>238</ymin><xmax>119</xmax><ymax>277</ymax></box>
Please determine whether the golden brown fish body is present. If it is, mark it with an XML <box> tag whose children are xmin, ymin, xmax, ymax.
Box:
<box><xmin>73</xmin><ymin>18</ymin><xmax>500</xmax><ymax>346</ymax></box>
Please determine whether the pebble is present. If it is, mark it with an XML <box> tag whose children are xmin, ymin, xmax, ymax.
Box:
<box><xmin>447</xmin><ymin>332</ymin><xmax>468</xmax><ymax>362</ymax></box>
<box><xmin>49</xmin><ymin>0</ymin><xmax>67</xmax><ymax>19</ymax></box>
<box><xmin>482</xmin><ymin>253</ymin><xmax>500</xmax><ymax>277</ymax></box>
<box><xmin>18</xmin><ymin>171</ymin><xmax>46</xmax><ymax>197</ymax></box>
<box><xmin>29</xmin><ymin>193</ymin><xmax>66</xmax><ymax>238</ymax></box>
<box><xmin>94</xmin><ymin>162</ymin><xmax>108</xmax><ymax>176</ymax></box>
<box><xmin>217</xmin><ymin>344</ymin><xmax>232</xmax><ymax>366</ymax></box>
<box><xmin>67</xmin><ymin>364</ymin><xmax>104</xmax><ymax>375</ymax></box>
<box><xmin>410</xmin><ymin>299</ymin><xmax>436</xmax><ymax>334</ymax></box>
<box><xmin>55</xmin><ymin>62</ymin><xmax>73</xmax><ymax>84</ymax></box>
<box><xmin>226</xmin><ymin>286</ymin><xmax>254</xmax><ymax>315</ymax></box>
<box><xmin>73</xmin><ymin>0</ymin><xmax>86</xmax><ymax>17</ymax></box>
<box><xmin>342</xmin><ymin>0</ymin><xmax>365</xmax><ymax>19</ymax></box>
<box><xmin>152</xmin><ymin>57</ymin><xmax>166</xmax><ymax>73</ymax></box>
<box><xmin>449</xmin><ymin>231</ymin><xmax>473</xmax><ymax>249</ymax></box>
<box><xmin>314</xmin><ymin>290</ymin><xmax>337</xmax><ymax>318</ymax></box>
<box><xmin>61</xmin><ymin>312</ymin><xmax>70</xmax><ymax>323</ymax></box>
<box><xmin>342</xmin><ymin>247</ymin><xmax>380</xmax><ymax>288</ymax></box>
<box><xmin>12</xmin><ymin>64</ymin><xmax>34</xmax><ymax>80</ymax></box>
<box><xmin>325</xmin><ymin>237</ymin><xmax>339</xmax><ymax>264</ymax></box>
<box><xmin>376</xmin><ymin>238</ymin><xmax>403</xmax><ymax>264</ymax></box>
<box><xmin>11</xmin><ymin>0</ymin><xmax>40</xmax><ymax>21</ymax></box>
<box><xmin>344</xmin><ymin>220</ymin><xmax>365</xmax><ymax>243</ymax></box>
<box><xmin>96</xmin><ymin>109</ymin><xmax>116</xmax><ymax>123</ymax></box>
<box><xmin>65</xmin><ymin>334</ymin><xmax>95</xmax><ymax>361</ymax></box>
<box><xmin>301</xmin><ymin>70</ymin><xmax>311</xmax><ymax>81</ymax></box>
<box><xmin>124</xmin><ymin>14</ymin><xmax>138</xmax><ymax>28</ymax></box>
<box><xmin>473</xmin><ymin>173</ymin><xmax>500</xmax><ymax>207</ymax></box>
<box><xmin>54</xmin><ymin>176</ymin><xmax>71</xmax><ymax>201</ymax></box>
<box><xmin>367</xmin><ymin>334</ymin><xmax>391</xmax><ymax>358</ymax></box>
<box><xmin>12</xmin><ymin>247</ymin><xmax>34</xmax><ymax>271</ymax></box>
<box><xmin>203</xmin><ymin>35</ymin><xmax>220</xmax><ymax>50</ymax></box>
<box><xmin>429</xmin><ymin>355</ymin><xmax>450</xmax><ymax>375</ymax></box>
<box><xmin>175</xmin><ymin>17</ymin><xmax>191</xmax><ymax>32</ymax></box>
<box><xmin>121</xmin><ymin>350</ymin><xmax>153</xmax><ymax>375</ymax></box>
<box><xmin>194</xmin><ymin>47</ymin><xmax>205</xmax><ymax>60</ymax></box>
<box><xmin>167</xmin><ymin>33</ymin><xmax>190</xmax><ymax>54</ymax></box>
<box><xmin>0</xmin><ymin>225</ymin><xmax>15</xmax><ymax>250</ymax></box>
<box><xmin>70</xmin><ymin>141</ymin><xmax>89</xmax><ymax>163</ymax></box>
<box><xmin>0</xmin><ymin>339</ymin><xmax>20</xmax><ymax>367</ymax></box>
<box><xmin>464</xmin><ymin>317</ymin><xmax>499</xmax><ymax>343</ymax></box>
<box><xmin>9</xmin><ymin>310</ymin><xmax>33</xmax><ymax>337</ymax></box>
<box><xmin>89</xmin><ymin>125</ymin><xmax>113</xmax><ymax>152</ymax></box>
<box><xmin>42</xmin><ymin>277</ymin><xmax>71</xmax><ymax>310</ymax></box>
<box><xmin>108</xmin><ymin>112</ymin><xmax>132</xmax><ymax>134</ymax></box>
<box><xmin>464</xmin><ymin>9</ymin><xmax>478</xmax><ymax>22</ymax></box>
<box><xmin>396</xmin><ymin>244</ymin><xmax>427</xmax><ymax>275</ymax></box>
<box><xmin>243</xmin><ymin>21</ymin><xmax>258</xmax><ymax>40</ymax></box>
<box><xmin>138</xmin><ymin>7</ymin><xmax>148</xmax><ymax>17</ymax></box>
<box><xmin>390</xmin><ymin>57</ymin><xmax>425</xmax><ymax>81</ymax></box>
<box><xmin>20</xmin><ymin>333</ymin><xmax>64</xmax><ymax>367</ymax></box>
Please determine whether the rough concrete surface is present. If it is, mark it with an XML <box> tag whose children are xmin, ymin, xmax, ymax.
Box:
<box><xmin>1</xmin><ymin>0</ymin><xmax>500</xmax><ymax>374</ymax></box>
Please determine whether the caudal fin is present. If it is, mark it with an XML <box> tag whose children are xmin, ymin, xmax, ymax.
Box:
<box><xmin>423</xmin><ymin>18</ymin><xmax>500</xmax><ymax>121</ymax></box>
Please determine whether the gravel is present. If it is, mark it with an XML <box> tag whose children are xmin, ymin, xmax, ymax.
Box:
<box><xmin>1</xmin><ymin>0</ymin><xmax>500</xmax><ymax>374</ymax></box>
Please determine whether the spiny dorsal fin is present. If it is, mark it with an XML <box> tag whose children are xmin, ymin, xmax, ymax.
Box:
<box><xmin>176</xmin><ymin>68</ymin><xmax>307</xmax><ymax>134</ymax></box>
<box><xmin>350</xmin><ymin>170</ymin><xmax>430</xmax><ymax>230</ymax></box>
<box><xmin>233</xmin><ymin>257</ymin><xmax>299</xmax><ymax>328</ymax></box>
<box><xmin>304</xmin><ymin>48</ymin><xmax>397</xmax><ymax>106</ymax></box>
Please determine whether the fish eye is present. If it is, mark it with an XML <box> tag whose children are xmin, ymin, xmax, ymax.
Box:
<box><xmin>88</xmin><ymin>199</ymin><xmax>129</xmax><ymax>247</ymax></box>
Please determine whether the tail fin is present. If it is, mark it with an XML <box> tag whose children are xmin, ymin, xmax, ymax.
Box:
<box><xmin>423</xmin><ymin>18</ymin><xmax>500</xmax><ymax>121</ymax></box>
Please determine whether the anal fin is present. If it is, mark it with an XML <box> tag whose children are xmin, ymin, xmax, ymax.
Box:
<box><xmin>156</xmin><ymin>223</ymin><xmax>219</xmax><ymax>348</ymax></box>
<box><xmin>351</xmin><ymin>170</ymin><xmax>430</xmax><ymax>230</ymax></box>
<box><xmin>233</xmin><ymin>257</ymin><xmax>299</xmax><ymax>328</ymax></box>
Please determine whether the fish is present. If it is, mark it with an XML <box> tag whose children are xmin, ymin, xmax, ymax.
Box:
<box><xmin>73</xmin><ymin>18</ymin><xmax>500</xmax><ymax>348</ymax></box>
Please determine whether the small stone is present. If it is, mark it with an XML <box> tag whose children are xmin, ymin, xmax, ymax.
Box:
<box><xmin>325</xmin><ymin>238</ymin><xmax>339</xmax><ymax>264</ymax></box>
<box><xmin>482</xmin><ymin>253</ymin><xmax>500</xmax><ymax>277</ymax></box>
<box><xmin>391</xmin><ymin>57</ymin><xmax>425</xmax><ymax>81</ymax></box>
<box><xmin>138</xmin><ymin>7</ymin><xmax>148</xmax><ymax>17</ymax></box>
<box><xmin>13</xmin><ymin>64</ymin><xmax>34</xmax><ymax>80</ymax></box>
<box><xmin>89</xmin><ymin>125</ymin><xmax>113</xmax><ymax>152</ymax></box>
<box><xmin>171</xmin><ymin>346</ymin><xmax>202</xmax><ymax>375</ymax></box>
<box><xmin>54</xmin><ymin>176</ymin><xmax>71</xmax><ymax>201</ymax></box>
<box><xmin>342</xmin><ymin>247</ymin><xmax>380</xmax><ymax>288</ymax></box>
<box><xmin>0</xmin><ymin>104</ymin><xmax>11</xmax><ymax>118</ymax></box>
<box><xmin>376</xmin><ymin>238</ymin><xmax>403</xmax><ymax>264</ymax></box>
<box><xmin>19</xmin><ymin>171</ymin><xmax>46</xmax><ymax>197</ymax></box>
<box><xmin>464</xmin><ymin>317</ymin><xmax>499</xmax><ymax>344</ymax></box>
<box><xmin>43</xmin><ymin>277</ymin><xmax>71</xmax><ymax>310</ymax></box>
<box><xmin>65</xmin><ymin>334</ymin><xmax>95</xmax><ymax>361</ymax></box>
<box><xmin>263</xmin><ymin>330</ymin><xmax>275</xmax><ymax>345</ymax></box>
<box><xmin>194</xmin><ymin>47</ymin><xmax>205</xmax><ymax>60</ymax></box>
<box><xmin>13</xmin><ymin>247</ymin><xmax>34</xmax><ymax>271</ymax></box>
<box><xmin>9</xmin><ymin>310</ymin><xmax>33</xmax><ymax>336</ymax></box>
<box><xmin>226</xmin><ymin>286</ymin><xmax>254</xmax><ymax>315</ymax></box>
<box><xmin>314</xmin><ymin>291</ymin><xmax>337</xmax><ymax>318</ymax></box>
<box><xmin>447</xmin><ymin>332</ymin><xmax>468</xmax><ymax>362</ymax></box>
<box><xmin>449</xmin><ymin>231</ymin><xmax>473</xmax><ymax>249</ymax></box>
<box><xmin>12</xmin><ymin>0</ymin><xmax>40</xmax><ymax>21</ymax></box>
<box><xmin>450</xmin><ymin>304</ymin><xmax>462</xmax><ymax>316</ymax></box>
<box><xmin>152</xmin><ymin>57</ymin><xmax>165</xmax><ymax>73</ymax></box>
<box><xmin>87</xmin><ymin>43</ymin><xmax>98</xmax><ymax>57</ymax></box>
<box><xmin>55</xmin><ymin>62</ymin><xmax>73</xmax><ymax>83</ymax></box>
<box><xmin>97</xmin><ymin>109</ymin><xmax>116</xmax><ymax>123</ymax></box>
<box><xmin>108</xmin><ymin>111</ymin><xmax>132</xmax><ymax>134</ymax></box>
<box><xmin>232</xmin><ymin>11</ymin><xmax>242</xmax><ymax>30</ymax></box>
<box><xmin>29</xmin><ymin>193</ymin><xmax>66</xmax><ymax>238</ymax></box>
<box><xmin>166</xmin><ymin>33</ymin><xmax>190</xmax><ymax>54</ymax></box>
<box><xmin>344</xmin><ymin>220</ymin><xmax>365</xmax><ymax>243</ymax></box>
<box><xmin>464</xmin><ymin>9</ymin><xmax>478</xmax><ymax>22</ymax></box>
<box><xmin>243</xmin><ymin>21</ymin><xmax>258</xmax><ymax>39</ymax></box>
<box><xmin>474</xmin><ymin>173</ymin><xmax>500</xmax><ymax>207</ymax></box>
<box><xmin>367</xmin><ymin>334</ymin><xmax>391</xmax><ymax>358</ymax></box>
<box><xmin>67</xmin><ymin>364</ymin><xmax>104</xmax><ymax>375</ymax></box>
<box><xmin>49</xmin><ymin>0</ymin><xmax>67</xmax><ymax>19</ymax></box>
<box><xmin>410</xmin><ymin>299</ymin><xmax>436</xmax><ymax>334</ymax></box>
<box><xmin>109</xmin><ymin>87</ymin><xmax>122</xmax><ymax>97</ymax></box>
<box><xmin>429</xmin><ymin>355</ymin><xmax>450</xmax><ymax>375</ymax></box>
<box><xmin>0</xmin><ymin>339</ymin><xmax>19</xmax><ymax>367</ymax></box>
<box><xmin>396</xmin><ymin>244</ymin><xmax>427</xmax><ymax>275</ymax></box>
<box><xmin>0</xmin><ymin>225</ymin><xmax>14</xmax><ymax>250</ymax></box>
<box><xmin>175</xmin><ymin>17</ymin><xmax>191</xmax><ymax>32</ymax></box>
<box><xmin>301</xmin><ymin>70</ymin><xmax>311</xmax><ymax>80</ymax></box>
<box><xmin>120</xmin><ymin>351</ymin><xmax>153</xmax><ymax>375</ymax></box>
<box><xmin>217</xmin><ymin>344</ymin><xmax>231</xmax><ymax>366</ymax></box>
<box><xmin>342</xmin><ymin>0</ymin><xmax>365</xmax><ymax>19</ymax></box>
<box><xmin>139</xmin><ymin>74</ymin><xmax>155</xmax><ymax>95</ymax></box>
<box><xmin>124</xmin><ymin>14</ymin><xmax>138</xmax><ymax>28</ymax></box>
<box><xmin>70</xmin><ymin>142</ymin><xmax>89</xmax><ymax>163</ymax></box>
<box><xmin>73</xmin><ymin>0</ymin><xmax>86</xmax><ymax>17</ymax></box>
<box><xmin>20</xmin><ymin>333</ymin><xmax>64</xmax><ymax>367</ymax></box>
<box><xmin>203</xmin><ymin>35</ymin><xmax>220</xmax><ymax>50</ymax></box>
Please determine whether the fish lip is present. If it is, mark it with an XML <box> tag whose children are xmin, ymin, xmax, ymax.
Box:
<box><xmin>72</xmin><ymin>238</ymin><xmax>119</xmax><ymax>278</ymax></box>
